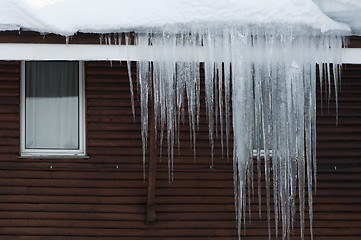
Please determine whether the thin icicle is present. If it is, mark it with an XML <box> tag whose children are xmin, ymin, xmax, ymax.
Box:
<box><xmin>125</xmin><ymin>34</ymin><xmax>136</xmax><ymax>120</ymax></box>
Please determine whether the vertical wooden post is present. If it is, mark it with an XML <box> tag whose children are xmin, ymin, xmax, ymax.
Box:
<box><xmin>146</xmin><ymin>80</ymin><xmax>157</xmax><ymax>223</ymax></box>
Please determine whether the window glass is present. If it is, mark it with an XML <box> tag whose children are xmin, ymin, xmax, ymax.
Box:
<box><xmin>25</xmin><ymin>61</ymin><xmax>79</xmax><ymax>150</ymax></box>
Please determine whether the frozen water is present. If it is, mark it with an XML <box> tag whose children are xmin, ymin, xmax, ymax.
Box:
<box><xmin>127</xmin><ymin>26</ymin><xmax>344</xmax><ymax>240</ymax></box>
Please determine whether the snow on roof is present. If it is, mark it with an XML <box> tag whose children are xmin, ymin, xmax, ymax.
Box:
<box><xmin>0</xmin><ymin>0</ymin><xmax>351</xmax><ymax>36</ymax></box>
<box><xmin>314</xmin><ymin>0</ymin><xmax>361</xmax><ymax>35</ymax></box>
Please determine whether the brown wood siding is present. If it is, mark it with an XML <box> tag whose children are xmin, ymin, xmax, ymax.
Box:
<box><xmin>349</xmin><ymin>36</ymin><xmax>361</xmax><ymax>48</ymax></box>
<box><xmin>0</xmin><ymin>31</ymin><xmax>134</xmax><ymax>45</ymax></box>
<box><xmin>0</xmin><ymin>60</ymin><xmax>359</xmax><ymax>239</ymax></box>
<box><xmin>0</xmin><ymin>31</ymin><xmax>359</xmax><ymax>47</ymax></box>
<box><xmin>313</xmin><ymin>64</ymin><xmax>361</xmax><ymax>239</ymax></box>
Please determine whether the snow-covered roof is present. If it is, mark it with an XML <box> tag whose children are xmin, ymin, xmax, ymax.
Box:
<box><xmin>314</xmin><ymin>0</ymin><xmax>361</xmax><ymax>35</ymax></box>
<box><xmin>0</xmin><ymin>0</ymin><xmax>352</xmax><ymax>36</ymax></box>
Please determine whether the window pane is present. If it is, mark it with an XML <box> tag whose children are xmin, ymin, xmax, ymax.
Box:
<box><xmin>25</xmin><ymin>61</ymin><xmax>79</xmax><ymax>149</ymax></box>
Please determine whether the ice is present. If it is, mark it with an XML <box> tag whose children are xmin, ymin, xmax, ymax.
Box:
<box><xmin>131</xmin><ymin>26</ymin><xmax>344</xmax><ymax>239</ymax></box>
<box><xmin>125</xmin><ymin>34</ymin><xmax>136</xmax><ymax>120</ymax></box>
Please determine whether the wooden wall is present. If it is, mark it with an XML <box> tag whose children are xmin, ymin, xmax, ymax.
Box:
<box><xmin>0</xmin><ymin>60</ymin><xmax>360</xmax><ymax>239</ymax></box>
<box><xmin>313</xmin><ymin>64</ymin><xmax>361</xmax><ymax>239</ymax></box>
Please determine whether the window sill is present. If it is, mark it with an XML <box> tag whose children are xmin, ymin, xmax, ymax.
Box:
<box><xmin>252</xmin><ymin>149</ymin><xmax>272</xmax><ymax>158</ymax></box>
<box><xmin>19</xmin><ymin>155</ymin><xmax>89</xmax><ymax>159</ymax></box>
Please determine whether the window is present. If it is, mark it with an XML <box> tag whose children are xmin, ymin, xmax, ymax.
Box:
<box><xmin>20</xmin><ymin>61</ymin><xmax>85</xmax><ymax>157</ymax></box>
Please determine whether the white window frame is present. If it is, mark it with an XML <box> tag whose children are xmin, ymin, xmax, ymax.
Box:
<box><xmin>20</xmin><ymin>61</ymin><xmax>86</xmax><ymax>157</ymax></box>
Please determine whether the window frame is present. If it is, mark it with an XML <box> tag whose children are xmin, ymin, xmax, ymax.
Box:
<box><xmin>20</xmin><ymin>61</ymin><xmax>86</xmax><ymax>157</ymax></box>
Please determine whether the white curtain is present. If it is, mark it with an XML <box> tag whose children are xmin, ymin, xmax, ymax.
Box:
<box><xmin>25</xmin><ymin>61</ymin><xmax>79</xmax><ymax>149</ymax></box>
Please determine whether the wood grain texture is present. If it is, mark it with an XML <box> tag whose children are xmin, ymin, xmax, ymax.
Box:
<box><xmin>0</xmin><ymin>60</ymin><xmax>359</xmax><ymax>239</ymax></box>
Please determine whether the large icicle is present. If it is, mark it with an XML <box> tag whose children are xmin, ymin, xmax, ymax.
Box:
<box><xmin>131</xmin><ymin>26</ymin><xmax>344</xmax><ymax>240</ymax></box>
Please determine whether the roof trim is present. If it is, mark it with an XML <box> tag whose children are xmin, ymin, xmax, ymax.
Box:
<box><xmin>0</xmin><ymin>43</ymin><xmax>359</xmax><ymax>63</ymax></box>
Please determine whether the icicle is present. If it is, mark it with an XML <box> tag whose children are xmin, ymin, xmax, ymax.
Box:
<box><xmin>204</xmin><ymin>32</ymin><xmax>215</xmax><ymax>165</ymax></box>
<box><xmin>125</xmin><ymin>33</ymin><xmax>136</xmax><ymax>120</ymax></box>
<box><xmin>128</xmin><ymin>26</ymin><xmax>344</xmax><ymax>240</ymax></box>
<box><xmin>114</xmin><ymin>34</ymin><xmax>118</xmax><ymax>45</ymax></box>
<box><xmin>107</xmin><ymin>35</ymin><xmax>112</xmax><ymax>45</ymax></box>
<box><xmin>136</xmin><ymin>33</ymin><xmax>152</xmax><ymax>179</ymax></box>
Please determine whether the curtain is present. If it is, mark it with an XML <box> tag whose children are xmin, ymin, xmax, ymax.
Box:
<box><xmin>25</xmin><ymin>61</ymin><xmax>79</xmax><ymax>149</ymax></box>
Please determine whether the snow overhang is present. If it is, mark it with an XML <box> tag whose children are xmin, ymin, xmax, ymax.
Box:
<box><xmin>0</xmin><ymin>0</ymin><xmax>351</xmax><ymax>36</ymax></box>
<box><xmin>314</xmin><ymin>0</ymin><xmax>361</xmax><ymax>36</ymax></box>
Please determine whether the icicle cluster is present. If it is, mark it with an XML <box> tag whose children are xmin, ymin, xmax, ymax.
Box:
<box><xmin>124</xmin><ymin>26</ymin><xmax>344</xmax><ymax>240</ymax></box>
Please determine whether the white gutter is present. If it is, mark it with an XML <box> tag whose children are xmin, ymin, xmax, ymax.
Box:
<box><xmin>0</xmin><ymin>43</ymin><xmax>359</xmax><ymax>63</ymax></box>
<box><xmin>0</xmin><ymin>44</ymin><xmax>205</xmax><ymax>62</ymax></box>
<box><xmin>342</xmin><ymin>48</ymin><xmax>361</xmax><ymax>64</ymax></box>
